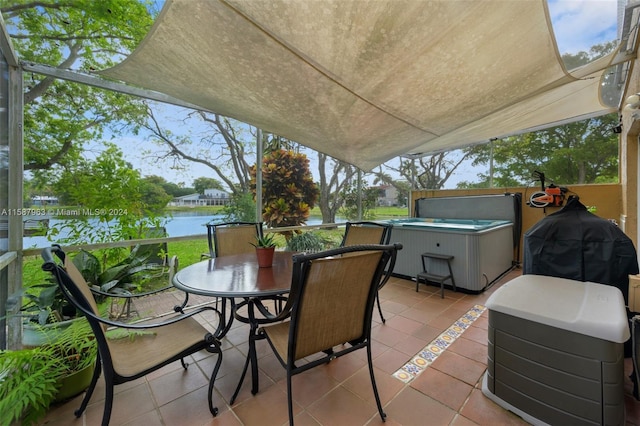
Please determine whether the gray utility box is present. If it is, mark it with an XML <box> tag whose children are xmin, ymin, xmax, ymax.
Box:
<box><xmin>482</xmin><ymin>274</ymin><xmax>630</xmax><ymax>426</ymax></box>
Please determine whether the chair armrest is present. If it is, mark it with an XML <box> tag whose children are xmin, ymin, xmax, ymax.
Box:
<box><xmin>90</xmin><ymin>284</ymin><xmax>175</xmax><ymax>300</ymax></box>
<box><xmin>73</xmin><ymin>301</ymin><xmax>221</xmax><ymax>331</ymax></box>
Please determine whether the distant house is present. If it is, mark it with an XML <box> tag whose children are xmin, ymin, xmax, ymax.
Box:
<box><xmin>169</xmin><ymin>189</ymin><xmax>231</xmax><ymax>206</ymax></box>
<box><xmin>201</xmin><ymin>188</ymin><xmax>231</xmax><ymax>206</ymax></box>
<box><xmin>31</xmin><ymin>195</ymin><xmax>58</xmax><ymax>206</ymax></box>
<box><xmin>375</xmin><ymin>185</ymin><xmax>399</xmax><ymax>207</ymax></box>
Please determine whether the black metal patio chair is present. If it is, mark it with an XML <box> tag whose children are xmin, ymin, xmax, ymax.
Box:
<box><xmin>340</xmin><ymin>221</ymin><xmax>394</xmax><ymax>322</ymax></box>
<box><xmin>41</xmin><ymin>245</ymin><xmax>223</xmax><ymax>426</ymax></box>
<box><xmin>256</xmin><ymin>243</ymin><xmax>402</xmax><ymax>425</ymax></box>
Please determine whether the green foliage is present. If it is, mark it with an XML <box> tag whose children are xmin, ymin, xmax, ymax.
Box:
<box><xmin>141</xmin><ymin>176</ymin><xmax>195</xmax><ymax>198</ymax></box>
<box><xmin>140</xmin><ymin>179</ymin><xmax>172</xmax><ymax>213</ymax></box>
<box><xmin>339</xmin><ymin>183</ymin><xmax>380</xmax><ymax>221</ymax></box>
<box><xmin>464</xmin><ymin>113</ymin><xmax>619</xmax><ymax>188</ymax></box>
<box><xmin>221</xmin><ymin>191</ymin><xmax>257</xmax><ymax>222</ymax></box>
<box><xmin>285</xmin><ymin>231</ymin><xmax>329</xmax><ymax>252</ymax></box>
<box><xmin>2</xmin><ymin>0</ymin><xmax>156</xmax><ymax>174</ymax></box>
<box><xmin>72</xmin><ymin>245</ymin><xmax>164</xmax><ymax>295</ymax></box>
<box><xmin>250</xmin><ymin>233</ymin><xmax>277</xmax><ymax>248</ymax></box>
<box><xmin>461</xmin><ymin>44</ymin><xmax>619</xmax><ymax>189</ymax></box>
<box><xmin>6</xmin><ymin>278</ymin><xmax>73</xmax><ymax>325</ymax></box>
<box><xmin>0</xmin><ymin>319</ymin><xmax>97</xmax><ymax>426</ymax></box>
<box><xmin>48</xmin><ymin>144</ymin><xmax>166</xmax><ymax>246</ymax></box>
<box><xmin>251</xmin><ymin>149</ymin><xmax>318</xmax><ymax>227</ymax></box>
<box><xmin>193</xmin><ymin>177</ymin><xmax>223</xmax><ymax>194</ymax></box>
<box><xmin>0</xmin><ymin>346</ymin><xmax>59</xmax><ymax>425</ymax></box>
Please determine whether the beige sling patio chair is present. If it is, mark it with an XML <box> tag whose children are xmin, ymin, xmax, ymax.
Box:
<box><xmin>41</xmin><ymin>245</ymin><xmax>223</xmax><ymax>426</ymax></box>
<box><xmin>201</xmin><ymin>222</ymin><xmax>284</xmax><ymax>337</ymax></box>
<box><xmin>340</xmin><ymin>221</ymin><xmax>392</xmax><ymax>247</ymax></box>
<box><xmin>202</xmin><ymin>221</ymin><xmax>263</xmax><ymax>259</ymax></box>
<box><xmin>257</xmin><ymin>243</ymin><xmax>402</xmax><ymax>425</ymax></box>
<box><xmin>340</xmin><ymin>221</ymin><xmax>394</xmax><ymax>322</ymax></box>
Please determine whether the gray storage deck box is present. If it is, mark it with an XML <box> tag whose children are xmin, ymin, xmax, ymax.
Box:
<box><xmin>482</xmin><ymin>274</ymin><xmax>630</xmax><ymax>425</ymax></box>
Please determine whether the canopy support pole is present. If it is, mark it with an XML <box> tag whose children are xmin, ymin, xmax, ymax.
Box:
<box><xmin>256</xmin><ymin>128</ymin><xmax>263</xmax><ymax>224</ymax></box>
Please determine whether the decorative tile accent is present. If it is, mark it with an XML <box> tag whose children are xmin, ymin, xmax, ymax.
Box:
<box><xmin>392</xmin><ymin>304</ymin><xmax>486</xmax><ymax>383</ymax></box>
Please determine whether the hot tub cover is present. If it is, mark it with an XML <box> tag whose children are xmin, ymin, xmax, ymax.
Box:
<box><xmin>523</xmin><ymin>197</ymin><xmax>639</xmax><ymax>303</ymax></box>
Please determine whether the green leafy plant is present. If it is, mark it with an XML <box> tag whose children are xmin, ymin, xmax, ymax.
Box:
<box><xmin>6</xmin><ymin>277</ymin><xmax>75</xmax><ymax>325</ymax></box>
<box><xmin>250</xmin><ymin>149</ymin><xmax>318</xmax><ymax>228</ymax></box>
<box><xmin>7</xmin><ymin>244</ymin><xmax>161</xmax><ymax>329</ymax></box>
<box><xmin>250</xmin><ymin>233</ymin><xmax>277</xmax><ymax>248</ymax></box>
<box><xmin>0</xmin><ymin>320</ymin><xmax>97</xmax><ymax>425</ymax></box>
<box><xmin>285</xmin><ymin>231</ymin><xmax>328</xmax><ymax>253</ymax></box>
<box><xmin>73</xmin><ymin>244</ymin><xmax>165</xmax><ymax>295</ymax></box>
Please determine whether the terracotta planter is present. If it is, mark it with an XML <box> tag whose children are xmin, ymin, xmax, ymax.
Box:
<box><xmin>256</xmin><ymin>247</ymin><xmax>275</xmax><ymax>268</ymax></box>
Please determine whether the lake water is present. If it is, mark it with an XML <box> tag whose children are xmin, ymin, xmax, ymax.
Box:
<box><xmin>23</xmin><ymin>211</ymin><xmax>331</xmax><ymax>249</ymax></box>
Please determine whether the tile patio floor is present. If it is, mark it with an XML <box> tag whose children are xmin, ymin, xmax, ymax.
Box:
<box><xmin>40</xmin><ymin>268</ymin><xmax>640</xmax><ymax>425</ymax></box>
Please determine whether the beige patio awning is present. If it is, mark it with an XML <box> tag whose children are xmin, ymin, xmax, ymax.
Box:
<box><xmin>101</xmin><ymin>0</ymin><xmax>622</xmax><ymax>170</ymax></box>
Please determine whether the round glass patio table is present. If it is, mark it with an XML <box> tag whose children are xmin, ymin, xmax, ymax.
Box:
<box><xmin>172</xmin><ymin>251</ymin><xmax>294</xmax><ymax>401</ymax></box>
<box><xmin>172</xmin><ymin>251</ymin><xmax>293</xmax><ymax>298</ymax></box>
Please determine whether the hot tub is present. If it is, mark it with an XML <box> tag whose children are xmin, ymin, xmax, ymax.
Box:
<box><xmin>386</xmin><ymin>217</ymin><xmax>514</xmax><ymax>292</ymax></box>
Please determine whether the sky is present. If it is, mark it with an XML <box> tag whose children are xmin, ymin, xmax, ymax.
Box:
<box><xmin>114</xmin><ymin>0</ymin><xmax>621</xmax><ymax>190</ymax></box>
<box><xmin>548</xmin><ymin>0</ymin><xmax>619</xmax><ymax>54</ymax></box>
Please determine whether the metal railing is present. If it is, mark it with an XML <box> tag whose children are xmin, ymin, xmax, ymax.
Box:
<box><xmin>21</xmin><ymin>222</ymin><xmax>345</xmax><ymax>257</ymax></box>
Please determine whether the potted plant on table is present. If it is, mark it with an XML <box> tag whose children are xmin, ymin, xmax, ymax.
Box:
<box><xmin>251</xmin><ymin>233</ymin><xmax>277</xmax><ymax>267</ymax></box>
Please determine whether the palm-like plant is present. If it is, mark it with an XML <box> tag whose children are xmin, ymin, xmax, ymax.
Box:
<box><xmin>250</xmin><ymin>233</ymin><xmax>277</xmax><ymax>249</ymax></box>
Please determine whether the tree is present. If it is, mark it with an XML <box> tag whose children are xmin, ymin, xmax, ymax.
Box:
<box><xmin>251</xmin><ymin>149</ymin><xmax>318</xmax><ymax>229</ymax></box>
<box><xmin>339</xmin><ymin>183</ymin><xmax>381</xmax><ymax>221</ymax></box>
<box><xmin>161</xmin><ymin>182</ymin><xmax>194</xmax><ymax>198</ymax></box>
<box><xmin>374</xmin><ymin>151</ymin><xmax>472</xmax><ymax>193</ymax></box>
<box><xmin>463</xmin><ymin>114</ymin><xmax>619</xmax><ymax>188</ymax></box>
<box><xmin>139</xmin><ymin>179</ymin><xmax>172</xmax><ymax>213</ymax></box>
<box><xmin>49</xmin><ymin>143</ymin><xmax>163</xmax><ymax>245</ymax></box>
<box><xmin>1</xmin><ymin>1</ymin><xmax>156</xmax><ymax>173</ymax></box>
<box><xmin>316</xmin><ymin>153</ymin><xmax>357</xmax><ymax>224</ymax></box>
<box><xmin>141</xmin><ymin>175</ymin><xmax>193</xmax><ymax>197</ymax></box>
<box><xmin>193</xmin><ymin>177</ymin><xmax>223</xmax><ymax>194</ymax></box>
<box><xmin>141</xmin><ymin>108</ymin><xmax>254</xmax><ymax>196</ymax></box>
<box><xmin>220</xmin><ymin>192</ymin><xmax>257</xmax><ymax>222</ymax></box>
<box><xmin>460</xmin><ymin>42</ymin><xmax>619</xmax><ymax>189</ymax></box>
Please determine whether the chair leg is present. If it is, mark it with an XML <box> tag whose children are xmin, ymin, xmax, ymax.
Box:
<box><xmin>376</xmin><ymin>292</ymin><xmax>386</xmax><ymax>323</ymax></box>
<box><xmin>180</xmin><ymin>357</ymin><xmax>189</xmax><ymax>369</ymax></box>
<box><xmin>367</xmin><ymin>342</ymin><xmax>387</xmax><ymax>422</ymax></box>
<box><xmin>74</xmin><ymin>357</ymin><xmax>102</xmax><ymax>418</ymax></box>
<box><xmin>101</xmin><ymin>379</ymin><xmax>115</xmax><ymax>426</ymax></box>
<box><xmin>207</xmin><ymin>339</ymin><xmax>223</xmax><ymax>416</ymax></box>
<box><xmin>287</xmin><ymin>372</ymin><xmax>294</xmax><ymax>426</ymax></box>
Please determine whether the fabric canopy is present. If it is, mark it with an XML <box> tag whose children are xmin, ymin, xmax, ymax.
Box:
<box><xmin>101</xmin><ymin>0</ymin><xmax>622</xmax><ymax>170</ymax></box>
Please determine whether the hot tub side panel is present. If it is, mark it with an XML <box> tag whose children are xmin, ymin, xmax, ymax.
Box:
<box><xmin>389</xmin><ymin>224</ymin><xmax>513</xmax><ymax>292</ymax></box>
<box><xmin>477</xmin><ymin>225</ymin><xmax>514</xmax><ymax>289</ymax></box>
<box><xmin>486</xmin><ymin>310</ymin><xmax>625</xmax><ymax>426</ymax></box>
